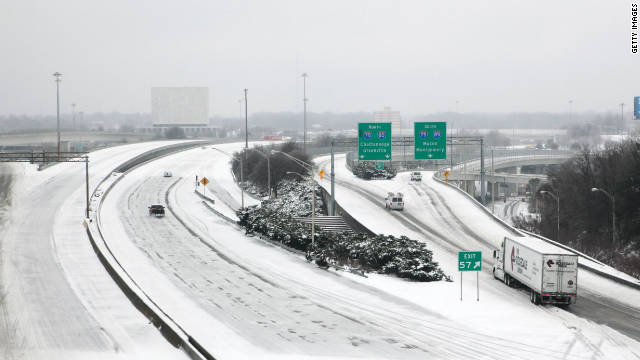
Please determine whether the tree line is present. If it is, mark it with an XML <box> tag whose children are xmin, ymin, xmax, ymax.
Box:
<box><xmin>526</xmin><ymin>139</ymin><xmax>640</xmax><ymax>278</ymax></box>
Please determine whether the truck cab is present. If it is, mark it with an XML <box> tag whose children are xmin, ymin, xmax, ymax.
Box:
<box><xmin>492</xmin><ymin>243</ymin><xmax>506</xmax><ymax>283</ymax></box>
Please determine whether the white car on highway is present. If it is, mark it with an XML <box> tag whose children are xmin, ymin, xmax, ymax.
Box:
<box><xmin>385</xmin><ymin>192</ymin><xmax>404</xmax><ymax>211</ymax></box>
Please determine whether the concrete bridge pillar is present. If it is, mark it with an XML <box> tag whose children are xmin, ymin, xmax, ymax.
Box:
<box><xmin>464</xmin><ymin>180</ymin><xmax>476</xmax><ymax>197</ymax></box>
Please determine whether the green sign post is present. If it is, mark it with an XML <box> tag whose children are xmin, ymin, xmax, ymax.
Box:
<box><xmin>458</xmin><ymin>251</ymin><xmax>482</xmax><ymax>301</ymax></box>
<box><xmin>414</xmin><ymin>122</ymin><xmax>446</xmax><ymax>159</ymax></box>
<box><xmin>358</xmin><ymin>122</ymin><xmax>392</xmax><ymax>161</ymax></box>
<box><xmin>458</xmin><ymin>251</ymin><xmax>482</xmax><ymax>271</ymax></box>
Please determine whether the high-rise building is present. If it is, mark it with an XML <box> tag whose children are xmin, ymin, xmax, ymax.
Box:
<box><xmin>373</xmin><ymin>106</ymin><xmax>401</xmax><ymax>135</ymax></box>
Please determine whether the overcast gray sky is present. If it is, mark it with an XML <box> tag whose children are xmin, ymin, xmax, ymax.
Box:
<box><xmin>1</xmin><ymin>0</ymin><xmax>637</xmax><ymax>116</ymax></box>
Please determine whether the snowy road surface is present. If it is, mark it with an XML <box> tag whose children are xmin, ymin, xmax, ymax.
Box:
<box><xmin>99</xmin><ymin>143</ymin><xmax>640</xmax><ymax>359</ymax></box>
<box><xmin>0</xmin><ymin>142</ymin><xmax>190</xmax><ymax>359</ymax></box>
<box><xmin>317</xmin><ymin>154</ymin><xmax>640</xmax><ymax>350</ymax></box>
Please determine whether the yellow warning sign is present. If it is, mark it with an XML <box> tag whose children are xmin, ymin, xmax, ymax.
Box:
<box><xmin>200</xmin><ymin>177</ymin><xmax>210</xmax><ymax>186</ymax></box>
<box><xmin>444</xmin><ymin>170</ymin><xmax>450</xmax><ymax>178</ymax></box>
<box><xmin>319</xmin><ymin>170</ymin><xmax>325</xmax><ymax>180</ymax></box>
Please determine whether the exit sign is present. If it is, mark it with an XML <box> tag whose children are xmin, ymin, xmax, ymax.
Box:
<box><xmin>458</xmin><ymin>251</ymin><xmax>482</xmax><ymax>271</ymax></box>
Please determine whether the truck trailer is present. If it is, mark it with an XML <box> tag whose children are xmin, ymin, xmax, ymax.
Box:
<box><xmin>492</xmin><ymin>236</ymin><xmax>578</xmax><ymax>305</ymax></box>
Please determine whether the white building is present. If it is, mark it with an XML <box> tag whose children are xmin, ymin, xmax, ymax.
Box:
<box><xmin>151</xmin><ymin>87</ymin><xmax>209</xmax><ymax>127</ymax></box>
<box><xmin>149</xmin><ymin>87</ymin><xmax>218</xmax><ymax>136</ymax></box>
<box><xmin>373</xmin><ymin>106</ymin><xmax>401</xmax><ymax>135</ymax></box>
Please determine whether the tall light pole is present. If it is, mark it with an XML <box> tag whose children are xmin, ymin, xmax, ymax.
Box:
<box><xmin>244</xmin><ymin>89</ymin><xmax>248</xmax><ymax>149</ymax></box>
<box><xmin>72</xmin><ymin>103</ymin><xmax>76</xmax><ymax>132</ymax></box>
<box><xmin>254</xmin><ymin>150</ymin><xmax>272</xmax><ymax>198</ymax></box>
<box><xmin>302</xmin><ymin>72</ymin><xmax>308</xmax><ymax>152</ymax></box>
<box><xmin>243</xmin><ymin>89</ymin><xmax>248</xmax><ymax>208</ymax></box>
<box><xmin>53</xmin><ymin>72</ymin><xmax>62</xmax><ymax>156</ymax></box>
<box><xmin>619</xmin><ymin>103</ymin><xmax>625</xmax><ymax>135</ymax></box>
<box><xmin>540</xmin><ymin>190</ymin><xmax>560</xmax><ymax>241</ymax></box>
<box><xmin>592</xmin><ymin>187</ymin><xmax>616</xmax><ymax>246</ymax></box>
<box><xmin>212</xmin><ymin>147</ymin><xmax>245</xmax><ymax>208</ymax></box>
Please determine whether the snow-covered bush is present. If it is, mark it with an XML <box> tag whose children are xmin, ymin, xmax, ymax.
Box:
<box><xmin>237</xmin><ymin>180</ymin><xmax>449</xmax><ymax>282</ymax></box>
<box><xmin>351</xmin><ymin>161</ymin><xmax>397</xmax><ymax>180</ymax></box>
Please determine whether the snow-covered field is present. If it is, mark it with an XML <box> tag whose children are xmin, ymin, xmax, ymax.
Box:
<box><xmin>0</xmin><ymin>142</ymin><xmax>192</xmax><ymax>360</ymax></box>
<box><xmin>95</xmin><ymin>144</ymin><xmax>640</xmax><ymax>359</ymax></box>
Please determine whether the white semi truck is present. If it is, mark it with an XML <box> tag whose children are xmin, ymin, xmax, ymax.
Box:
<box><xmin>492</xmin><ymin>236</ymin><xmax>578</xmax><ymax>305</ymax></box>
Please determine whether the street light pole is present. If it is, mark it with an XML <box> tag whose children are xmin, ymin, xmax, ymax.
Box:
<box><xmin>569</xmin><ymin>100</ymin><xmax>573</xmax><ymax>123</ymax></box>
<box><xmin>619</xmin><ymin>103</ymin><xmax>625</xmax><ymax>135</ymax></box>
<box><xmin>480</xmin><ymin>138</ymin><xmax>486</xmax><ymax>205</ymax></box>
<box><xmin>53</xmin><ymin>72</ymin><xmax>62</xmax><ymax>157</ymax></box>
<box><xmin>302</xmin><ymin>73</ymin><xmax>308</xmax><ymax>152</ymax></box>
<box><xmin>212</xmin><ymin>147</ymin><xmax>245</xmax><ymax>208</ymax></box>
<box><xmin>540</xmin><ymin>190</ymin><xmax>560</xmax><ymax>241</ymax></box>
<box><xmin>591</xmin><ymin>188</ymin><xmax>616</xmax><ymax>245</ymax></box>
<box><xmin>72</xmin><ymin>103</ymin><xmax>76</xmax><ymax>132</ymax></box>
<box><xmin>244</xmin><ymin>89</ymin><xmax>248</xmax><ymax>149</ymax></box>
<box><xmin>287</xmin><ymin>171</ymin><xmax>315</xmax><ymax>247</ymax></box>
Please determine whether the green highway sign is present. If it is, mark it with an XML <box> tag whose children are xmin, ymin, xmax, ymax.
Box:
<box><xmin>458</xmin><ymin>251</ymin><xmax>482</xmax><ymax>271</ymax></box>
<box><xmin>414</xmin><ymin>122</ymin><xmax>446</xmax><ymax>159</ymax></box>
<box><xmin>358</xmin><ymin>122</ymin><xmax>392</xmax><ymax>161</ymax></box>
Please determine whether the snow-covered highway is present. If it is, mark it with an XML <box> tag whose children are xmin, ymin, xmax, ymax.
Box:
<box><xmin>0</xmin><ymin>141</ymin><xmax>193</xmax><ymax>359</ymax></box>
<box><xmin>95</xmin><ymin>144</ymin><xmax>640</xmax><ymax>359</ymax></box>
<box><xmin>316</xmin><ymin>154</ymin><xmax>640</xmax><ymax>356</ymax></box>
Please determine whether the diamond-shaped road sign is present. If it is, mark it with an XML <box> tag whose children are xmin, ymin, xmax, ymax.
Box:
<box><xmin>200</xmin><ymin>177</ymin><xmax>210</xmax><ymax>186</ymax></box>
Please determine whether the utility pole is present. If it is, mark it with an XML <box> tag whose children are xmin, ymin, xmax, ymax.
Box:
<box><xmin>53</xmin><ymin>72</ymin><xmax>62</xmax><ymax>157</ymax></box>
<box><xmin>302</xmin><ymin>73</ymin><xmax>308</xmax><ymax>152</ymax></box>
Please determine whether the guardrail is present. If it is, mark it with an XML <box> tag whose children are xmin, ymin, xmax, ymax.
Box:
<box><xmin>86</xmin><ymin>141</ymin><xmax>218</xmax><ymax>360</ymax></box>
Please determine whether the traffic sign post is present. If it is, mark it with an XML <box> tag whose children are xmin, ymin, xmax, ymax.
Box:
<box><xmin>414</xmin><ymin>122</ymin><xmax>446</xmax><ymax>159</ymax></box>
<box><xmin>200</xmin><ymin>177</ymin><xmax>210</xmax><ymax>197</ymax></box>
<box><xmin>458</xmin><ymin>251</ymin><xmax>482</xmax><ymax>301</ymax></box>
<box><xmin>358</xmin><ymin>122</ymin><xmax>392</xmax><ymax>161</ymax></box>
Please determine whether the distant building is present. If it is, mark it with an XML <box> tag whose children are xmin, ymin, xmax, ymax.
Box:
<box><xmin>149</xmin><ymin>87</ymin><xmax>218</xmax><ymax>136</ymax></box>
<box><xmin>373</xmin><ymin>106</ymin><xmax>401</xmax><ymax>135</ymax></box>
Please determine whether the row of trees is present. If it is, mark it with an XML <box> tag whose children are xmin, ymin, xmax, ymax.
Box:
<box><xmin>231</xmin><ymin>142</ymin><xmax>312</xmax><ymax>197</ymax></box>
<box><xmin>531</xmin><ymin>140</ymin><xmax>640</xmax><ymax>277</ymax></box>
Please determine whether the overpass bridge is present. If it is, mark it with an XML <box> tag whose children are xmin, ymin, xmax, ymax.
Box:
<box><xmin>441</xmin><ymin>153</ymin><xmax>573</xmax><ymax>200</ymax></box>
